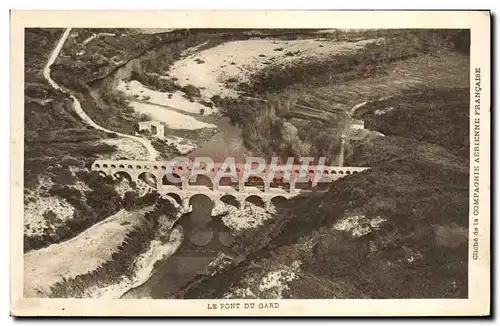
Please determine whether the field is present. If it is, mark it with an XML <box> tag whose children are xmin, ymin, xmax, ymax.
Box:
<box><xmin>290</xmin><ymin>51</ymin><xmax>469</xmax><ymax>119</ymax></box>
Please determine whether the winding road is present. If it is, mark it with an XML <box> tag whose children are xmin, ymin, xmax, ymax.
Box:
<box><xmin>44</xmin><ymin>28</ymin><xmax>159</xmax><ymax>161</ymax></box>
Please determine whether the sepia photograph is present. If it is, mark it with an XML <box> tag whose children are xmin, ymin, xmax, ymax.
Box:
<box><xmin>10</xmin><ymin>10</ymin><xmax>490</xmax><ymax>316</ymax></box>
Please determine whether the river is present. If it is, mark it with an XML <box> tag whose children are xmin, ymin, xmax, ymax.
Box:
<box><xmin>48</xmin><ymin>30</ymin><xmax>255</xmax><ymax>299</ymax></box>
<box><xmin>45</xmin><ymin>28</ymin><xmax>393</xmax><ymax>300</ymax></box>
<box><xmin>122</xmin><ymin>192</ymin><xmax>236</xmax><ymax>298</ymax></box>
<box><xmin>85</xmin><ymin>35</ymin><xmax>248</xmax><ymax>299</ymax></box>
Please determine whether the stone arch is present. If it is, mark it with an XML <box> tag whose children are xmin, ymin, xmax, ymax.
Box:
<box><xmin>218</xmin><ymin>176</ymin><xmax>239</xmax><ymax>191</ymax></box>
<box><xmin>271</xmin><ymin>195</ymin><xmax>287</xmax><ymax>207</ymax></box>
<box><xmin>103</xmin><ymin>164</ymin><xmax>108</xmax><ymax>168</ymax></box>
<box><xmin>271</xmin><ymin>196</ymin><xmax>288</xmax><ymax>205</ymax></box>
<box><xmin>114</xmin><ymin>171</ymin><xmax>132</xmax><ymax>182</ymax></box>
<box><xmin>138</xmin><ymin>172</ymin><xmax>158</xmax><ymax>189</ymax></box>
<box><xmin>128</xmin><ymin>164</ymin><xmax>133</xmax><ymax>169</ymax></box>
<box><xmin>338</xmin><ymin>170</ymin><xmax>344</xmax><ymax>175</ymax></box>
<box><xmin>189</xmin><ymin>193</ymin><xmax>214</xmax><ymax>222</ymax></box>
<box><xmin>153</xmin><ymin>165</ymin><xmax>159</xmax><ymax>170</ymax></box>
<box><xmin>270</xmin><ymin>176</ymin><xmax>291</xmax><ymax>192</ymax></box>
<box><xmin>345</xmin><ymin>170</ymin><xmax>352</xmax><ymax>175</ymax></box>
<box><xmin>316</xmin><ymin>178</ymin><xmax>330</xmax><ymax>191</ymax></box>
<box><xmin>220</xmin><ymin>194</ymin><xmax>240</xmax><ymax>209</ymax></box>
<box><xmin>245</xmin><ymin>195</ymin><xmax>265</xmax><ymax>209</ymax></box>
<box><xmin>162</xmin><ymin>173</ymin><xmax>182</xmax><ymax>188</ymax></box>
<box><xmin>164</xmin><ymin>192</ymin><xmax>182</xmax><ymax>206</ymax></box>
<box><xmin>189</xmin><ymin>193</ymin><xmax>213</xmax><ymax>205</ymax></box>
<box><xmin>118</xmin><ymin>164</ymin><xmax>125</xmax><ymax>169</ymax></box>
<box><xmin>188</xmin><ymin>227</ymin><xmax>214</xmax><ymax>247</ymax></box>
<box><xmin>189</xmin><ymin>174</ymin><xmax>213</xmax><ymax>190</ymax></box>
<box><xmin>294</xmin><ymin>178</ymin><xmax>313</xmax><ymax>191</ymax></box>
<box><xmin>245</xmin><ymin>175</ymin><xmax>265</xmax><ymax>192</ymax></box>
<box><xmin>94</xmin><ymin>163</ymin><xmax>101</xmax><ymax>169</ymax></box>
<box><xmin>96</xmin><ymin>171</ymin><xmax>107</xmax><ymax>178</ymax></box>
<box><xmin>111</xmin><ymin>164</ymin><xmax>117</xmax><ymax>169</ymax></box>
<box><xmin>136</xmin><ymin>165</ymin><xmax>142</xmax><ymax>169</ymax></box>
<box><xmin>219</xmin><ymin>231</ymin><xmax>234</xmax><ymax>247</ymax></box>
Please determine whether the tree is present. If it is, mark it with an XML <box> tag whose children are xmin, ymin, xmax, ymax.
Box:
<box><xmin>122</xmin><ymin>191</ymin><xmax>139</xmax><ymax>210</ymax></box>
<box><xmin>86</xmin><ymin>184</ymin><xmax>121</xmax><ymax>214</ymax></box>
<box><xmin>279</xmin><ymin>121</ymin><xmax>311</xmax><ymax>156</ymax></box>
<box><xmin>210</xmin><ymin>95</ymin><xmax>223</xmax><ymax>106</ymax></box>
<box><xmin>182</xmin><ymin>84</ymin><xmax>201</xmax><ymax>98</ymax></box>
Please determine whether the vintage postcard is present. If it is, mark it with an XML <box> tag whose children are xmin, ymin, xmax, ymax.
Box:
<box><xmin>10</xmin><ymin>10</ymin><xmax>490</xmax><ymax>316</ymax></box>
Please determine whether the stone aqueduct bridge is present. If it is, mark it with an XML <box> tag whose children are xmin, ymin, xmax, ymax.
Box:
<box><xmin>91</xmin><ymin>160</ymin><xmax>370</xmax><ymax>211</ymax></box>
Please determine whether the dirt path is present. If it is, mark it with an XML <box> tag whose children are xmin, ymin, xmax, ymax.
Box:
<box><xmin>44</xmin><ymin>28</ymin><xmax>159</xmax><ymax>161</ymax></box>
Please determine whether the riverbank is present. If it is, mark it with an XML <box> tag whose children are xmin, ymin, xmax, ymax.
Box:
<box><xmin>82</xmin><ymin>226</ymin><xmax>184</xmax><ymax>299</ymax></box>
<box><xmin>24</xmin><ymin>206</ymin><xmax>155</xmax><ymax>297</ymax></box>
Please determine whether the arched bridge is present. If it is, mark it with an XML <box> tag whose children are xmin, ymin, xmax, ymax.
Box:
<box><xmin>91</xmin><ymin>159</ymin><xmax>370</xmax><ymax>211</ymax></box>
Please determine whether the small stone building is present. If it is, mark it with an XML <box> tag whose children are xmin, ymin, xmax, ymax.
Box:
<box><xmin>138</xmin><ymin>121</ymin><xmax>165</xmax><ymax>140</ymax></box>
<box><xmin>350</xmin><ymin>119</ymin><xmax>365</xmax><ymax>130</ymax></box>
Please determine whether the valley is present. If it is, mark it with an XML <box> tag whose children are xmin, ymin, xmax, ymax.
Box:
<box><xmin>22</xmin><ymin>27</ymin><xmax>470</xmax><ymax>299</ymax></box>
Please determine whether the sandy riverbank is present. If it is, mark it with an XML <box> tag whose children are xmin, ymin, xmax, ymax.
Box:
<box><xmin>82</xmin><ymin>226</ymin><xmax>184</xmax><ymax>299</ymax></box>
<box><xmin>24</xmin><ymin>206</ymin><xmax>155</xmax><ymax>297</ymax></box>
<box><xmin>168</xmin><ymin>37</ymin><xmax>383</xmax><ymax>100</ymax></box>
